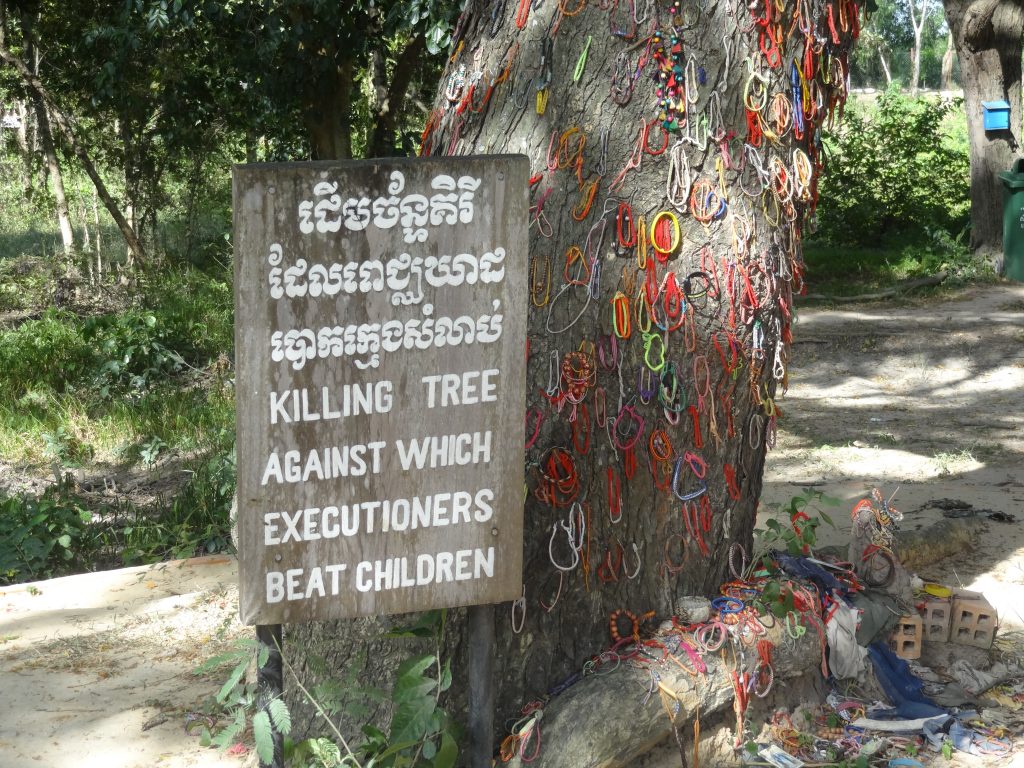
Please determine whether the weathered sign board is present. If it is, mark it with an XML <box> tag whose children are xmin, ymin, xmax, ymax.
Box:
<box><xmin>233</xmin><ymin>156</ymin><xmax>528</xmax><ymax>625</ymax></box>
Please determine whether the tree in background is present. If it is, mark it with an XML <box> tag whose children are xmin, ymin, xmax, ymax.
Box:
<box><xmin>0</xmin><ymin>0</ymin><xmax>147</xmax><ymax>265</ymax></box>
<box><xmin>907</xmin><ymin>0</ymin><xmax>940</xmax><ymax>93</ymax></box>
<box><xmin>941</xmin><ymin>29</ymin><xmax>955</xmax><ymax>90</ymax></box>
<box><xmin>852</xmin><ymin>0</ymin><xmax>952</xmax><ymax>90</ymax></box>
<box><xmin>0</xmin><ymin>1</ymin><xmax>461</xmax><ymax>272</ymax></box>
<box><xmin>0</xmin><ymin>1</ymin><xmax>74</xmax><ymax>255</ymax></box>
<box><xmin>857</xmin><ymin>23</ymin><xmax>896</xmax><ymax>86</ymax></box>
<box><xmin>942</xmin><ymin>0</ymin><xmax>1024</xmax><ymax>255</ymax></box>
<box><xmin>225</xmin><ymin>0</ymin><xmax>459</xmax><ymax>160</ymax></box>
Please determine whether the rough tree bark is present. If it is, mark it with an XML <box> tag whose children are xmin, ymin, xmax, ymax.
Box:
<box><xmin>943</xmin><ymin>0</ymin><xmax>1024</xmax><ymax>256</ymax></box>
<box><xmin>941</xmin><ymin>29</ymin><xmax>955</xmax><ymax>91</ymax></box>
<box><xmin>284</xmin><ymin>0</ymin><xmax>859</xmax><ymax>758</ymax></box>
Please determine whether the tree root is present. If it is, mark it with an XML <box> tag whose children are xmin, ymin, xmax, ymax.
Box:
<box><xmin>802</xmin><ymin>271</ymin><xmax>948</xmax><ymax>303</ymax></box>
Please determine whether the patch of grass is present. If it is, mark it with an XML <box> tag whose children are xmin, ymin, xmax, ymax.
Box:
<box><xmin>0</xmin><ymin>435</ymin><xmax>236</xmax><ymax>583</ymax></box>
<box><xmin>0</xmin><ymin>261</ymin><xmax>235</xmax><ymax>469</ymax></box>
<box><xmin>802</xmin><ymin>230</ymin><xmax>996</xmax><ymax>298</ymax></box>
<box><xmin>116</xmin><ymin>442</ymin><xmax>237</xmax><ymax>565</ymax></box>
<box><xmin>932</xmin><ymin>449</ymin><xmax>977</xmax><ymax>476</ymax></box>
<box><xmin>0</xmin><ymin>255</ymin><xmax>52</xmax><ymax>312</ymax></box>
<box><xmin>0</xmin><ymin>382</ymin><xmax>234</xmax><ymax>468</ymax></box>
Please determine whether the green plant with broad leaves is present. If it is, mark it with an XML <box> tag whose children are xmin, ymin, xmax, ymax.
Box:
<box><xmin>198</xmin><ymin>610</ymin><xmax>458</xmax><ymax>767</ymax></box>
<box><xmin>84</xmin><ymin>312</ymin><xmax>187</xmax><ymax>398</ymax></box>
<box><xmin>749</xmin><ymin>489</ymin><xmax>840</xmax><ymax>617</ymax></box>
<box><xmin>0</xmin><ymin>490</ymin><xmax>93</xmax><ymax>584</ymax></box>
<box><xmin>139</xmin><ymin>435</ymin><xmax>168</xmax><ymax>467</ymax></box>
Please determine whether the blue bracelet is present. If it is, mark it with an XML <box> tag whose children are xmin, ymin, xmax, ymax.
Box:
<box><xmin>712</xmin><ymin>597</ymin><xmax>744</xmax><ymax>614</ymax></box>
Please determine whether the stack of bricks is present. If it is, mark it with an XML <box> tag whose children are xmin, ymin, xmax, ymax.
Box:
<box><xmin>890</xmin><ymin>614</ymin><xmax>923</xmax><ymax>660</ymax></box>
<box><xmin>950</xmin><ymin>590</ymin><xmax>998</xmax><ymax>649</ymax></box>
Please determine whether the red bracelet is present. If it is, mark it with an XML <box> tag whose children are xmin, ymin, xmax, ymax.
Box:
<box><xmin>688</xmin><ymin>405</ymin><xmax>704</xmax><ymax>449</ymax></box>
<box><xmin>607</xmin><ymin>467</ymin><xmax>622</xmax><ymax>523</ymax></box>
<box><xmin>616</xmin><ymin>201</ymin><xmax>636</xmax><ymax>247</ymax></box>
<box><xmin>724</xmin><ymin>463</ymin><xmax>741</xmax><ymax>500</ymax></box>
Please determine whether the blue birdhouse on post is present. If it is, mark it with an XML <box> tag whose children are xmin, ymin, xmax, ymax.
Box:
<box><xmin>982</xmin><ymin>100</ymin><xmax>1011</xmax><ymax>132</ymax></box>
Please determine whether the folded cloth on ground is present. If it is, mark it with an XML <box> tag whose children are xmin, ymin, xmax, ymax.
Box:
<box><xmin>868</xmin><ymin>642</ymin><xmax>948</xmax><ymax>720</ymax></box>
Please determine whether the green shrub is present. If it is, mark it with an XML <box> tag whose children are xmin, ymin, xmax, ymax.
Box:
<box><xmin>0</xmin><ymin>310</ymin><xmax>92</xmax><ymax>397</ymax></box>
<box><xmin>815</xmin><ymin>89</ymin><xmax>970</xmax><ymax>246</ymax></box>
<box><xmin>119</xmin><ymin>442</ymin><xmax>236</xmax><ymax>565</ymax></box>
<box><xmin>83</xmin><ymin>311</ymin><xmax>186</xmax><ymax>397</ymax></box>
<box><xmin>0</xmin><ymin>490</ymin><xmax>94</xmax><ymax>584</ymax></box>
<box><xmin>146</xmin><ymin>265</ymin><xmax>234</xmax><ymax>364</ymax></box>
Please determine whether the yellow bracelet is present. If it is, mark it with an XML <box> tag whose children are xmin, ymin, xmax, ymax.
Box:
<box><xmin>650</xmin><ymin>210</ymin><xmax>681</xmax><ymax>255</ymax></box>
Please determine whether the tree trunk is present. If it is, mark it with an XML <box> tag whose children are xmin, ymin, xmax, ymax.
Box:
<box><xmin>943</xmin><ymin>0</ymin><xmax>1024</xmax><ymax>255</ymax></box>
<box><xmin>368</xmin><ymin>34</ymin><xmax>427</xmax><ymax>157</ymax></box>
<box><xmin>284</xmin><ymin>0</ymin><xmax>860</xmax><ymax>757</ymax></box>
<box><xmin>0</xmin><ymin>39</ymin><xmax>147</xmax><ymax>265</ymax></box>
<box><xmin>880</xmin><ymin>49</ymin><xmax>893</xmax><ymax>85</ymax></box>
<box><xmin>907</xmin><ymin>0</ymin><xmax>928</xmax><ymax>95</ymax></box>
<box><xmin>303</xmin><ymin>63</ymin><xmax>354</xmax><ymax>160</ymax></box>
<box><xmin>19</xmin><ymin>11</ymin><xmax>75</xmax><ymax>256</ymax></box>
<box><xmin>119</xmin><ymin>117</ymin><xmax>143</xmax><ymax>266</ymax></box>
<box><xmin>910</xmin><ymin>35</ymin><xmax>922</xmax><ymax>93</ymax></box>
<box><xmin>941</xmin><ymin>29</ymin><xmax>955</xmax><ymax>91</ymax></box>
<box><xmin>12</xmin><ymin>99</ymin><xmax>33</xmax><ymax>196</ymax></box>
<box><xmin>93</xmin><ymin>189</ymin><xmax>102</xmax><ymax>285</ymax></box>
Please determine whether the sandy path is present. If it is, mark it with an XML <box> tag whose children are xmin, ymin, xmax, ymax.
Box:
<box><xmin>0</xmin><ymin>556</ymin><xmax>247</xmax><ymax>768</ymax></box>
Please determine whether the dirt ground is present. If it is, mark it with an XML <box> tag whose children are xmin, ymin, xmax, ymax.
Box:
<box><xmin>0</xmin><ymin>556</ymin><xmax>248</xmax><ymax>768</ymax></box>
<box><xmin>762</xmin><ymin>281</ymin><xmax>1024</xmax><ymax>629</ymax></box>
<box><xmin>2</xmin><ymin>281</ymin><xmax>1023</xmax><ymax>767</ymax></box>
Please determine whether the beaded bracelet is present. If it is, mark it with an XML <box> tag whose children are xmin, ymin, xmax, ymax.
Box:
<box><xmin>609</xmin><ymin>608</ymin><xmax>640</xmax><ymax>642</ymax></box>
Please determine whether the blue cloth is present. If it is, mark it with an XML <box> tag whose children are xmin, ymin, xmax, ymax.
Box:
<box><xmin>773</xmin><ymin>553</ymin><xmax>846</xmax><ymax>598</ymax></box>
<box><xmin>867</xmin><ymin>642</ymin><xmax>948</xmax><ymax>719</ymax></box>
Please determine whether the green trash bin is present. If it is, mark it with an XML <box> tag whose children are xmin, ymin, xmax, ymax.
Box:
<box><xmin>999</xmin><ymin>158</ymin><xmax>1024</xmax><ymax>281</ymax></box>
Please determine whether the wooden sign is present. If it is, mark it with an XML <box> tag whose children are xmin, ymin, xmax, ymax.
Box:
<box><xmin>233</xmin><ymin>156</ymin><xmax>528</xmax><ymax>625</ymax></box>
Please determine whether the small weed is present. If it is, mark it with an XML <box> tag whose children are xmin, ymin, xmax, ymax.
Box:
<box><xmin>750</xmin><ymin>489</ymin><xmax>840</xmax><ymax>617</ymax></box>
<box><xmin>198</xmin><ymin>611</ymin><xmax>460</xmax><ymax>767</ymax></box>
<box><xmin>42</xmin><ymin>426</ymin><xmax>93</xmax><ymax>467</ymax></box>
<box><xmin>140</xmin><ymin>436</ymin><xmax>168</xmax><ymax>468</ymax></box>
<box><xmin>932</xmin><ymin>449</ymin><xmax>977</xmax><ymax>476</ymax></box>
